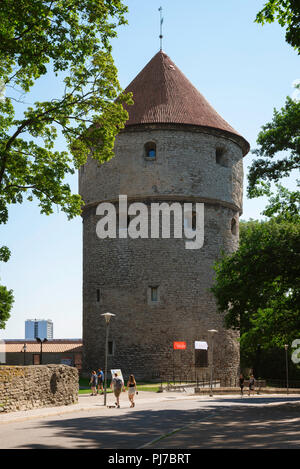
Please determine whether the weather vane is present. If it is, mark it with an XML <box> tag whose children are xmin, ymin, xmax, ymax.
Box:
<box><xmin>158</xmin><ymin>6</ymin><xmax>163</xmax><ymax>51</ymax></box>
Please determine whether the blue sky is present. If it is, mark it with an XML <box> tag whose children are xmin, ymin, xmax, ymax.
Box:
<box><xmin>0</xmin><ymin>0</ymin><xmax>299</xmax><ymax>340</ymax></box>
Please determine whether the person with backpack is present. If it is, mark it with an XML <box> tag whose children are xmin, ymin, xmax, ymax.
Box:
<box><xmin>110</xmin><ymin>372</ymin><xmax>125</xmax><ymax>408</ymax></box>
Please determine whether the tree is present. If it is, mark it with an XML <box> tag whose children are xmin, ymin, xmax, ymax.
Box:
<box><xmin>0</xmin><ymin>247</ymin><xmax>14</xmax><ymax>329</ymax></box>
<box><xmin>0</xmin><ymin>0</ymin><xmax>132</xmax><ymax>328</ymax></box>
<box><xmin>247</xmin><ymin>87</ymin><xmax>300</xmax><ymax>199</ymax></box>
<box><xmin>251</xmin><ymin>2</ymin><xmax>300</xmax><ymax>209</ymax></box>
<box><xmin>255</xmin><ymin>0</ymin><xmax>300</xmax><ymax>54</ymax></box>
<box><xmin>211</xmin><ymin>219</ymin><xmax>300</xmax><ymax>366</ymax></box>
<box><xmin>260</xmin><ymin>182</ymin><xmax>300</xmax><ymax>221</ymax></box>
<box><xmin>211</xmin><ymin>3</ymin><xmax>300</xmax><ymax>374</ymax></box>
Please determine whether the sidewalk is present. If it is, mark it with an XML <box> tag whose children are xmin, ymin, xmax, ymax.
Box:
<box><xmin>1</xmin><ymin>390</ymin><xmax>300</xmax><ymax>425</ymax></box>
<box><xmin>0</xmin><ymin>390</ymin><xmax>180</xmax><ymax>424</ymax></box>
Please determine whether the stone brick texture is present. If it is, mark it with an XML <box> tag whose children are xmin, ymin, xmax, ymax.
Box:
<box><xmin>0</xmin><ymin>365</ymin><xmax>78</xmax><ymax>413</ymax></box>
<box><xmin>79</xmin><ymin>125</ymin><xmax>244</xmax><ymax>384</ymax></box>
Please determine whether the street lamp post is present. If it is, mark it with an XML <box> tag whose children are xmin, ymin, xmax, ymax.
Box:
<box><xmin>208</xmin><ymin>329</ymin><xmax>218</xmax><ymax>397</ymax></box>
<box><xmin>284</xmin><ymin>344</ymin><xmax>289</xmax><ymax>395</ymax></box>
<box><xmin>101</xmin><ymin>312</ymin><xmax>116</xmax><ymax>406</ymax></box>
<box><xmin>36</xmin><ymin>338</ymin><xmax>48</xmax><ymax>364</ymax></box>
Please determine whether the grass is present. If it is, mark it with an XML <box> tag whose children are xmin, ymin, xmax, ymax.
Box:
<box><xmin>78</xmin><ymin>377</ymin><xmax>164</xmax><ymax>394</ymax></box>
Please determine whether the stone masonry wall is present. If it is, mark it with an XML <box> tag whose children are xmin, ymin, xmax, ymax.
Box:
<box><xmin>0</xmin><ymin>365</ymin><xmax>78</xmax><ymax>413</ymax></box>
<box><xmin>79</xmin><ymin>127</ymin><xmax>243</xmax><ymax>212</ymax></box>
<box><xmin>80</xmin><ymin>126</ymin><xmax>244</xmax><ymax>383</ymax></box>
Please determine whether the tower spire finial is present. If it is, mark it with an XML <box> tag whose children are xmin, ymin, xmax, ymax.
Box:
<box><xmin>158</xmin><ymin>6</ymin><xmax>163</xmax><ymax>51</ymax></box>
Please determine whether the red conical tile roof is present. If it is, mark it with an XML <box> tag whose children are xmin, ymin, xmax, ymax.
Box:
<box><xmin>123</xmin><ymin>51</ymin><xmax>249</xmax><ymax>155</ymax></box>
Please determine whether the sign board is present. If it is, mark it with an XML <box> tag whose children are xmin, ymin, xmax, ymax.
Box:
<box><xmin>195</xmin><ymin>341</ymin><xmax>208</xmax><ymax>350</ymax></box>
<box><xmin>110</xmin><ymin>369</ymin><xmax>124</xmax><ymax>382</ymax></box>
<box><xmin>61</xmin><ymin>358</ymin><xmax>73</xmax><ymax>366</ymax></box>
<box><xmin>173</xmin><ymin>341</ymin><xmax>187</xmax><ymax>350</ymax></box>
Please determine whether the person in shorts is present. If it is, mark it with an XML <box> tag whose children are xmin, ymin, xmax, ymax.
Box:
<box><xmin>127</xmin><ymin>374</ymin><xmax>137</xmax><ymax>408</ymax></box>
<box><xmin>89</xmin><ymin>371</ymin><xmax>98</xmax><ymax>396</ymax></box>
<box><xmin>110</xmin><ymin>372</ymin><xmax>125</xmax><ymax>408</ymax></box>
<box><xmin>97</xmin><ymin>368</ymin><xmax>104</xmax><ymax>394</ymax></box>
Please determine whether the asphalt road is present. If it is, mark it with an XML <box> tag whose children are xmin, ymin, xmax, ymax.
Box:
<box><xmin>0</xmin><ymin>393</ymin><xmax>300</xmax><ymax>449</ymax></box>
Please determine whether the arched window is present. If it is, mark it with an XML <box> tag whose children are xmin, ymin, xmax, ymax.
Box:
<box><xmin>144</xmin><ymin>142</ymin><xmax>156</xmax><ymax>159</ymax></box>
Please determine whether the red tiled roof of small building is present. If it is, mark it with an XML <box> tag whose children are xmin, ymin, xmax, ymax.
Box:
<box><xmin>3</xmin><ymin>339</ymin><xmax>83</xmax><ymax>353</ymax></box>
<box><xmin>123</xmin><ymin>51</ymin><xmax>249</xmax><ymax>155</ymax></box>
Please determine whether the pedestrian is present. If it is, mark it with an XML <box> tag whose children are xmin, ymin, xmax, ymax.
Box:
<box><xmin>127</xmin><ymin>374</ymin><xmax>137</xmax><ymax>408</ymax></box>
<box><xmin>248</xmin><ymin>374</ymin><xmax>255</xmax><ymax>396</ymax></box>
<box><xmin>97</xmin><ymin>368</ymin><xmax>104</xmax><ymax>394</ymax></box>
<box><xmin>110</xmin><ymin>372</ymin><xmax>125</xmax><ymax>408</ymax></box>
<box><xmin>239</xmin><ymin>373</ymin><xmax>244</xmax><ymax>397</ymax></box>
<box><xmin>89</xmin><ymin>370</ymin><xmax>98</xmax><ymax>396</ymax></box>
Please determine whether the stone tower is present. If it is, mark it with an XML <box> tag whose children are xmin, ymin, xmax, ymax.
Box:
<box><xmin>79</xmin><ymin>51</ymin><xmax>249</xmax><ymax>382</ymax></box>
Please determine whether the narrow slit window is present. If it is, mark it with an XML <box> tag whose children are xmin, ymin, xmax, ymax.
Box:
<box><xmin>216</xmin><ymin>148</ymin><xmax>223</xmax><ymax>165</ymax></box>
<box><xmin>151</xmin><ymin>287</ymin><xmax>158</xmax><ymax>302</ymax></box>
<box><xmin>231</xmin><ymin>218</ymin><xmax>237</xmax><ymax>235</ymax></box>
<box><xmin>96</xmin><ymin>289</ymin><xmax>100</xmax><ymax>302</ymax></box>
<box><xmin>108</xmin><ymin>340</ymin><xmax>114</xmax><ymax>356</ymax></box>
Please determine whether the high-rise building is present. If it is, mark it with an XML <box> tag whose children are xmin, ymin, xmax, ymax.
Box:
<box><xmin>25</xmin><ymin>319</ymin><xmax>53</xmax><ymax>340</ymax></box>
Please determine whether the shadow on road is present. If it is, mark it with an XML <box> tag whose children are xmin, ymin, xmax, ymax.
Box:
<box><xmin>196</xmin><ymin>395</ymin><xmax>300</xmax><ymax>405</ymax></box>
<box><xmin>15</xmin><ymin>396</ymin><xmax>300</xmax><ymax>449</ymax></box>
<box><xmin>152</xmin><ymin>403</ymin><xmax>300</xmax><ymax>449</ymax></box>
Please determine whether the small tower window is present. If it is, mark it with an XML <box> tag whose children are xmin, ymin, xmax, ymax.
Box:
<box><xmin>231</xmin><ymin>218</ymin><xmax>237</xmax><ymax>235</ymax></box>
<box><xmin>216</xmin><ymin>147</ymin><xmax>228</xmax><ymax>167</ymax></box>
<box><xmin>96</xmin><ymin>289</ymin><xmax>100</xmax><ymax>302</ymax></box>
<box><xmin>151</xmin><ymin>286</ymin><xmax>158</xmax><ymax>302</ymax></box>
<box><xmin>108</xmin><ymin>340</ymin><xmax>115</xmax><ymax>356</ymax></box>
<box><xmin>144</xmin><ymin>142</ymin><xmax>156</xmax><ymax>160</ymax></box>
<box><xmin>148</xmin><ymin>285</ymin><xmax>160</xmax><ymax>304</ymax></box>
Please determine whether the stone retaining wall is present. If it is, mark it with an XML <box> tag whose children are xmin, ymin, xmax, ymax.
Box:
<box><xmin>0</xmin><ymin>365</ymin><xmax>78</xmax><ymax>413</ymax></box>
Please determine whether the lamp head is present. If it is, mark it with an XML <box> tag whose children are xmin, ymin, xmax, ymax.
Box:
<box><xmin>101</xmin><ymin>312</ymin><xmax>116</xmax><ymax>324</ymax></box>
